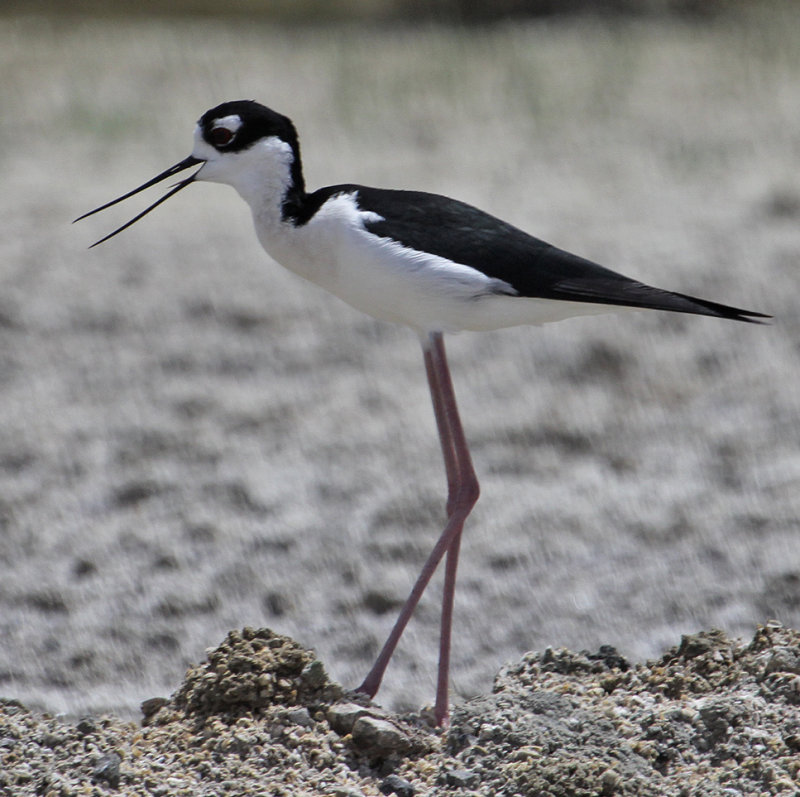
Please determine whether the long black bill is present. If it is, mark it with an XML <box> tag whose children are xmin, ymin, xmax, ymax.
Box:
<box><xmin>74</xmin><ymin>155</ymin><xmax>203</xmax><ymax>248</ymax></box>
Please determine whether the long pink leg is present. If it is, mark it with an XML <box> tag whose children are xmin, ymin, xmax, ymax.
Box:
<box><xmin>356</xmin><ymin>331</ymin><xmax>479</xmax><ymax>726</ymax></box>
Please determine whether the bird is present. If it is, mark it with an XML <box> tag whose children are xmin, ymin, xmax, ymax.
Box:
<box><xmin>76</xmin><ymin>99</ymin><xmax>768</xmax><ymax>726</ymax></box>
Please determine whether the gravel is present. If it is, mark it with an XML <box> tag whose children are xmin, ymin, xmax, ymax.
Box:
<box><xmin>2</xmin><ymin>623</ymin><xmax>800</xmax><ymax>796</ymax></box>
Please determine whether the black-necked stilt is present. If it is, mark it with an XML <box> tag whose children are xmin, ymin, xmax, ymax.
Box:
<box><xmin>76</xmin><ymin>100</ymin><xmax>768</xmax><ymax>725</ymax></box>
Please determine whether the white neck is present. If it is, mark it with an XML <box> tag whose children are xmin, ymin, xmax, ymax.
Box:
<box><xmin>195</xmin><ymin>136</ymin><xmax>298</xmax><ymax>221</ymax></box>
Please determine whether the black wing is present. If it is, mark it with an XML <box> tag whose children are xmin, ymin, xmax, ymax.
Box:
<box><xmin>303</xmin><ymin>185</ymin><xmax>768</xmax><ymax>323</ymax></box>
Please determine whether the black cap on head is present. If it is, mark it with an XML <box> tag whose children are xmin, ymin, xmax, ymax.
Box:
<box><xmin>199</xmin><ymin>100</ymin><xmax>297</xmax><ymax>152</ymax></box>
<box><xmin>198</xmin><ymin>100</ymin><xmax>305</xmax><ymax>195</ymax></box>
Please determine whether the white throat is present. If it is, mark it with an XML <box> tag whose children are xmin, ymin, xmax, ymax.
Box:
<box><xmin>192</xmin><ymin>133</ymin><xmax>297</xmax><ymax>217</ymax></box>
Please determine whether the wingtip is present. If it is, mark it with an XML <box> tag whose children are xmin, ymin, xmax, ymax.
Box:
<box><xmin>669</xmin><ymin>291</ymin><xmax>771</xmax><ymax>325</ymax></box>
<box><xmin>729</xmin><ymin>309</ymin><xmax>772</xmax><ymax>325</ymax></box>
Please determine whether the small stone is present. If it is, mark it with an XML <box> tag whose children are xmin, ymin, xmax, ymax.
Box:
<box><xmin>41</xmin><ymin>731</ymin><xmax>67</xmax><ymax>748</ymax></box>
<box><xmin>677</xmin><ymin>630</ymin><xmax>726</xmax><ymax>660</ymax></box>
<box><xmin>141</xmin><ymin>696</ymin><xmax>169</xmax><ymax>720</ymax></box>
<box><xmin>300</xmin><ymin>658</ymin><xmax>327</xmax><ymax>689</ymax></box>
<box><xmin>380</xmin><ymin>773</ymin><xmax>415</xmax><ymax>797</ymax></box>
<box><xmin>352</xmin><ymin>716</ymin><xmax>412</xmax><ymax>756</ymax></box>
<box><xmin>92</xmin><ymin>752</ymin><xmax>121</xmax><ymax>787</ymax></box>
<box><xmin>764</xmin><ymin>647</ymin><xmax>800</xmax><ymax>676</ymax></box>
<box><xmin>601</xmin><ymin>768</ymin><xmax>621</xmax><ymax>793</ymax></box>
<box><xmin>12</xmin><ymin>765</ymin><xmax>33</xmax><ymax>784</ymax></box>
<box><xmin>444</xmin><ymin>768</ymin><xmax>478</xmax><ymax>788</ymax></box>
<box><xmin>39</xmin><ymin>772</ymin><xmax>69</xmax><ymax>794</ymax></box>
<box><xmin>287</xmin><ymin>706</ymin><xmax>313</xmax><ymax>727</ymax></box>
<box><xmin>477</xmin><ymin>723</ymin><xmax>502</xmax><ymax>741</ymax></box>
<box><xmin>327</xmin><ymin>701</ymin><xmax>372</xmax><ymax>735</ymax></box>
<box><xmin>76</xmin><ymin>716</ymin><xmax>97</xmax><ymax>736</ymax></box>
<box><xmin>0</xmin><ymin>699</ymin><xmax>26</xmax><ymax>717</ymax></box>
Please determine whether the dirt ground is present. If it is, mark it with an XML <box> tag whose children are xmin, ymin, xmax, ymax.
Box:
<box><xmin>0</xmin><ymin>6</ymin><xmax>799</xmax><ymax>730</ymax></box>
<box><xmin>4</xmin><ymin>624</ymin><xmax>800</xmax><ymax>796</ymax></box>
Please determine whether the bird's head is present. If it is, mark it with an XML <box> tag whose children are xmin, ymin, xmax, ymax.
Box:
<box><xmin>75</xmin><ymin>100</ymin><xmax>305</xmax><ymax>246</ymax></box>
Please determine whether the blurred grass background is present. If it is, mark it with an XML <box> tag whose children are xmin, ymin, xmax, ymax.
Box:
<box><xmin>0</xmin><ymin>0</ymin><xmax>773</xmax><ymax>21</ymax></box>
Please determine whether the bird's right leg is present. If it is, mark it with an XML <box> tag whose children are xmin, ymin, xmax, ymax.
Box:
<box><xmin>356</xmin><ymin>332</ymin><xmax>479</xmax><ymax>727</ymax></box>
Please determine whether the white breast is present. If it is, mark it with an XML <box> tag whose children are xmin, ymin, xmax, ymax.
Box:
<box><xmin>253</xmin><ymin>191</ymin><xmax>620</xmax><ymax>334</ymax></box>
<box><xmin>252</xmin><ymin>192</ymin><xmax>496</xmax><ymax>330</ymax></box>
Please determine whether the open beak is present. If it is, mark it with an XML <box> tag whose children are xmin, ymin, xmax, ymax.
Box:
<box><xmin>74</xmin><ymin>155</ymin><xmax>203</xmax><ymax>247</ymax></box>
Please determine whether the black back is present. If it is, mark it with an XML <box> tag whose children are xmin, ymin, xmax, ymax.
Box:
<box><xmin>298</xmin><ymin>185</ymin><xmax>766</xmax><ymax>322</ymax></box>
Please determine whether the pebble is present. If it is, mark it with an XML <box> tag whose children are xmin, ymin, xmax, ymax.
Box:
<box><xmin>443</xmin><ymin>767</ymin><xmax>478</xmax><ymax>787</ymax></box>
<box><xmin>351</xmin><ymin>716</ymin><xmax>413</xmax><ymax>756</ymax></box>
<box><xmin>92</xmin><ymin>753</ymin><xmax>121</xmax><ymax>787</ymax></box>
<box><xmin>287</xmin><ymin>706</ymin><xmax>313</xmax><ymax>727</ymax></box>
<box><xmin>75</xmin><ymin>716</ymin><xmax>96</xmax><ymax>736</ymax></box>
<box><xmin>327</xmin><ymin>701</ymin><xmax>374</xmax><ymax>734</ymax></box>
<box><xmin>380</xmin><ymin>774</ymin><xmax>415</xmax><ymax>796</ymax></box>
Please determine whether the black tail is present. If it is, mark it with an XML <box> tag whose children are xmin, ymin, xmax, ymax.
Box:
<box><xmin>546</xmin><ymin>276</ymin><xmax>771</xmax><ymax>324</ymax></box>
<box><xmin>668</xmin><ymin>291</ymin><xmax>771</xmax><ymax>324</ymax></box>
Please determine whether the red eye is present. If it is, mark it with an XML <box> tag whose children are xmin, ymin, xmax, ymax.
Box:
<box><xmin>209</xmin><ymin>126</ymin><xmax>234</xmax><ymax>147</ymax></box>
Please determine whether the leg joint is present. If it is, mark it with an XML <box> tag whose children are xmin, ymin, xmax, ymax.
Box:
<box><xmin>448</xmin><ymin>471</ymin><xmax>480</xmax><ymax>516</ymax></box>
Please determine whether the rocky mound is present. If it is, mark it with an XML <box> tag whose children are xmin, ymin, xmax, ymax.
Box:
<box><xmin>2</xmin><ymin>624</ymin><xmax>799</xmax><ymax>796</ymax></box>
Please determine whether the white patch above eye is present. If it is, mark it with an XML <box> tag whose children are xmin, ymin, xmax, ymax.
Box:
<box><xmin>211</xmin><ymin>114</ymin><xmax>243</xmax><ymax>134</ymax></box>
